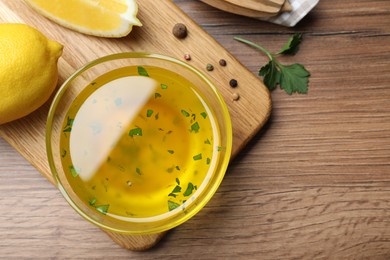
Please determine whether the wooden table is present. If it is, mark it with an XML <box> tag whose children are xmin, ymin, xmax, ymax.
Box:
<box><xmin>1</xmin><ymin>0</ymin><xmax>389</xmax><ymax>258</ymax></box>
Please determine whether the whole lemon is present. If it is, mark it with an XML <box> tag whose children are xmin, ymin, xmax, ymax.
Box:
<box><xmin>0</xmin><ymin>23</ymin><xmax>63</xmax><ymax>125</ymax></box>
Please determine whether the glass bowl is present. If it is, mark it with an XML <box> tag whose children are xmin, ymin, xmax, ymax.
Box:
<box><xmin>46</xmin><ymin>52</ymin><xmax>232</xmax><ymax>235</ymax></box>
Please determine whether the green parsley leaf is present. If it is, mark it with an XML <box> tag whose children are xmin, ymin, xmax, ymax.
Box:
<box><xmin>155</xmin><ymin>93</ymin><xmax>162</xmax><ymax>98</ymax></box>
<box><xmin>191</xmin><ymin>122</ymin><xmax>200</xmax><ymax>133</ymax></box>
<box><xmin>69</xmin><ymin>165</ymin><xmax>78</xmax><ymax>177</ymax></box>
<box><xmin>168</xmin><ymin>150</ymin><xmax>175</xmax><ymax>154</ymax></box>
<box><xmin>168</xmin><ymin>200</ymin><xmax>180</xmax><ymax>211</ymax></box>
<box><xmin>63</xmin><ymin>117</ymin><xmax>74</xmax><ymax>132</ymax></box>
<box><xmin>207</xmin><ymin>158</ymin><xmax>211</xmax><ymax>165</ymax></box>
<box><xmin>277</xmin><ymin>33</ymin><xmax>303</xmax><ymax>55</ymax></box>
<box><xmin>137</xmin><ymin>66</ymin><xmax>149</xmax><ymax>77</ymax></box>
<box><xmin>176</xmin><ymin>178</ymin><xmax>180</xmax><ymax>185</ymax></box>
<box><xmin>176</xmin><ymin>166</ymin><xmax>181</xmax><ymax>171</ymax></box>
<box><xmin>155</xmin><ymin>112</ymin><xmax>159</xmax><ymax>120</ymax></box>
<box><xmin>136</xmin><ymin>167</ymin><xmax>142</xmax><ymax>175</ymax></box>
<box><xmin>146</xmin><ymin>109</ymin><xmax>154</xmax><ymax>117</ymax></box>
<box><xmin>234</xmin><ymin>35</ymin><xmax>310</xmax><ymax>95</ymax></box>
<box><xmin>200</xmin><ymin>112</ymin><xmax>207</xmax><ymax>119</ymax></box>
<box><xmin>204</xmin><ymin>138</ymin><xmax>211</xmax><ymax>145</ymax></box>
<box><xmin>95</xmin><ymin>204</ymin><xmax>109</xmax><ymax>215</ymax></box>
<box><xmin>183</xmin><ymin>183</ymin><xmax>195</xmax><ymax>196</ymax></box>
<box><xmin>161</xmin><ymin>84</ymin><xmax>168</xmax><ymax>89</ymax></box>
<box><xmin>129</xmin><ymin>127</ymin><xmax>142</xmax><ymax>137</ymax></box>
<box><xmin>259</xmin><ymin>60</ymin><xmax>281</xmax><ymax>91</ymax></box>
<box><xmin>193</xmin><ymin>153</ymin><xmax>202</xmax><ymax>160</ymax></box>
<box><xmin>279</xmin><ymin>63</ymin><xmax>310</xmax><ymax>94</ymax></box>
<box><xmin>181</xmin><ymin>109</ymin><xmax>190</xmax><ymax>117</ymax></box>
<box><xmin>171</xmin><ymin>185</ymin><xmax>182</xmax><ymax>193</ymax></box>
<box><xmin>168</xmin><ymin>185</ymin><xmax>182</xmax><ymax>197</ymax></box>
<box><xmin>89</xmin><ymin>198</ymin><xmax>97</xmax><ymax>206</ymax></box>
<box><xmin>63</xmin><ymin>127</ymin><xmax>72</xmax><ymax>133</ymax></box>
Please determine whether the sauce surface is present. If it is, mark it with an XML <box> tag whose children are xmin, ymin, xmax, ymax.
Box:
<box><xmin>60</xmin><ymin>65</ymin><xmax>220</xmax><ymax>220</ymax></box>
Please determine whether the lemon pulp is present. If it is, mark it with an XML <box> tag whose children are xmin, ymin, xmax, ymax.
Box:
<box><xmin>25</xmin><ymin>0</ymin><xmax>142</xmax><ymax>37</ymax></box>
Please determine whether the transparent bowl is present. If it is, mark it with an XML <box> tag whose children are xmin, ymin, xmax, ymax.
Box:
<box><xmin>46</xmin><ymin>52</ymin><xmax>232</xmax><ymax>235</ymax></box>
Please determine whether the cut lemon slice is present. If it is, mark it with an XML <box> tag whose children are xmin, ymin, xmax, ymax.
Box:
<box><xmin>25</xmin><ymin>0</ymin><xmax>142</xmax><ymax>38</ymax></box>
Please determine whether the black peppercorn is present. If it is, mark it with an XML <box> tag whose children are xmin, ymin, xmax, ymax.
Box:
<box><xmin>219</xmin><ymin>59</ymin><xmax>227</xmax><ymax>66</ymax></box>
<box><xmin>173</xmin><ymin>23</ymin><xmax>188</xmax><ymax>39</ymax></box>
<box><xmin>229</xmin><ymin>79</ymin><xmax>238</xmax><ymax>88</ymax></box>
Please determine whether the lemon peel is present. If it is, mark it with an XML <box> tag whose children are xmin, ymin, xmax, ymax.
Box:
<box><xmin>25</xmin><ymin>0</ymin><xmax>142</xmax><ymax>38</ymax></box>
<box><xmin>0</xmin><ymin>23</ymin><xmax>63</xmax><ymax>125</ymax></box>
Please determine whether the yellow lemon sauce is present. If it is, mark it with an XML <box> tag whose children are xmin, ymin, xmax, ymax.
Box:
<box><xmin>60</xmin><ymin>65</ymin><xmax>221</xmax><ymax>220</ymax></box>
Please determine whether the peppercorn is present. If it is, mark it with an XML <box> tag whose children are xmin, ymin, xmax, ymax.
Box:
<box><xmin>173</xmin><ymin>23</ymin><xmax>188</xmax><ymax>39</ymax></box>
<box><xmin>206</xmin><ymin>63</ymin><xmax>214</xmax><ymax>71</ymax></box>
<box><xmin>232</xmin><ymin>93</ymin><xmax>240</xmax><ymax>101</ymax></box>
<box><xmin>229</xmin><ymin>79</ymin><xmax>238</xmax><ymax>88</ymax></box>
<box><xmin>184</xmin><ymin>54</ymin><xmax>191</xmax><ymax>61</ymax></box>
<box><xmin>219</xmin><ymin>59</ymin><xmax>227</xmax><ymax>66</ymax></box>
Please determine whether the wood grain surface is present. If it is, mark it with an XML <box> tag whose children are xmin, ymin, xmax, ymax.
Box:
<box><xmin>1</xmin><ymin>0</ymin><xmax>390</xmax><ymax>259</ymax></box>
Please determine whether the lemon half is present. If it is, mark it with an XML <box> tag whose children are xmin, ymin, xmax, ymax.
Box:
<box><xmin>24</xmin><ymin>0</ymin><xmax>142</xmax><ymax>38</ymax></box>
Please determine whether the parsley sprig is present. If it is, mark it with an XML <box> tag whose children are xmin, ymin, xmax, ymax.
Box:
<box><xmin>234</xmin><ymin>33</ymin><xmax>310</xmax><ymax>94</ymax></box>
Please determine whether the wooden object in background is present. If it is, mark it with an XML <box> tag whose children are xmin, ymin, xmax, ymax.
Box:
<box><xmin>201</xmin><ymin>0</ymin><xmax>292</xmax><ymax>18</ymax></box>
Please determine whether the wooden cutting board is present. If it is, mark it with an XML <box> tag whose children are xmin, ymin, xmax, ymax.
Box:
<box><xmin>0</xmin><ymin>0</ymin><xmax>271</xmax><ymax>251</ymax></box>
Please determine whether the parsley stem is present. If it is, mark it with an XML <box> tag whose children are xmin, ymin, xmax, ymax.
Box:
<box><xmin>234</xmin><ymin>37</ymin><xmax>274</xmax><ymax>61</ymax></box>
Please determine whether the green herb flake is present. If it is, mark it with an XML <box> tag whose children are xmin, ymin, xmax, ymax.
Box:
<box><xmin>136</xmin><ymin>168</ymin><xmax>142</xmax><ymax>175</ymax></box>
<box><xmin>168</xmin><ymin>150</ymin><xmax>175</xmax><ymax>154</ymax></box>
<box><xmin>63</xmin><ymin>117</ymin><xmax>74</xmax><ymax>133</ymax></box>
<box><xmin>168</xmin><ymin>200</ymin><xmax>180</xmax><ymax>211</ymax></box>
<box><xmin>183</xmin><ymin>183</ymin><xmax>195</xmax><ymax>197</ymax></box>
<box><xmin>172</xmin><ymin>185</ymin><xmax>182</xmax><ymax>193</ymax></box>
<box><xmin>168</xmin><ymin>185</ymin><xmax>182</xmax><ymax>197</ymax></box>
<box><xmin>155</xmin><ymin>112</ymin><xmax>159</xmax><ymax>120</ymax></box>
<box><xmin>204</xmin><ymin>138</ymin><xmax>211</xmax><ymax>145</ymax></box>
<box><xmin>137</xmin><ymin>66</ymin><xmax>149</xmax><ymax>77</ymax></box>
<box><xmin>176</xmin><ymin>178</ymin><xmax>180</xmax><ymax>185</ymax></box>
<box><xmin>167</xmin><ymin>167</ymin><xmax>174</xmax><ymax>173</ymax></box>
<box><xmin>61</xmin><ymin>149</ymin><xmax>67</xmax><ymax>158</ymax></box>
<box><xmin>207</xmin><ymin>158</ymin><xmax>211</xmax><ymax>165</ymax></box>
<box><xmin>69</xmin><ymin>165</ymin><xmax>78</xmax><ymax>177</ymax></box>
<box><xmin>200</xmin><ymin>112</ymin><xmax>207</xmax><ymax>119</ymax></box>
<box><xmin>181</xmin><ymin>109</ymin><xmax>190</xmax><ymax>117</ymax></box>
<box><xmin>191</xmin><ymin>122</ymin><xmax>200</xmax><ymax>133</ymax></box>
<box><xmin>217</xmin><ymin>146</ymin><xmax>223</xmax><ymax>152</ymax></box>
<box><xmin>176</xmin><ymin>166</ymin><xmax>181</xmax><ymax>171</ymax></box>
<box><xmin>193</xmin><ymin>153</ymin><xmax>202</xmax><ymax>161</ymax></box>
<box><xmin>161</xmin><ymin>84</ymin><xmax>168</xmax><ymax>90</ymax></box>
<box><xmin>89</xmin><ymin>198</ymin><xmax>97</xmax><ymax>206</ymax></box>
<box><xmin>129</xmin><ymin>127</ymin><xmax>143</xmax><ymax>137</ymax></box>
<box><xmin>146</xmin><ymin>109</ymin><xmax>154</xmax><ymax>117</ymax></box>
<box><xmin>155</xmin><ymin>92</ymin><xmax>162</xmax><ymax>98</ymax></box>
<box><xmin>95</xmin><ymin>204</ymin><xmax>110</xmax><ymax>215</ymax></box>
